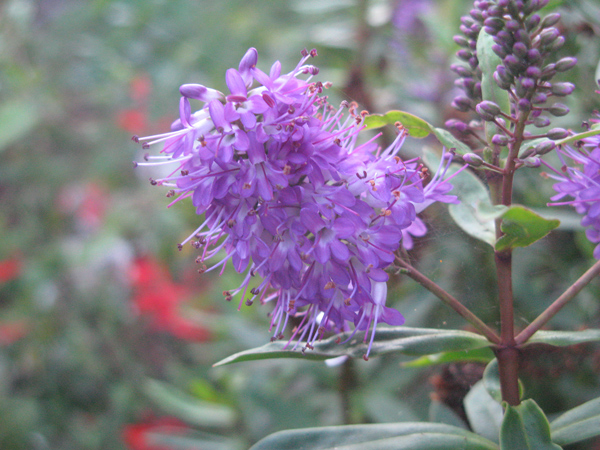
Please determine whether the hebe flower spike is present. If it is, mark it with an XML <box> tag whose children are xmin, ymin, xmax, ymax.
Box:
<box><xmin>133</xmin><ymin>48</ymin><xmax>459</xmax><ymax>358</ymax></box>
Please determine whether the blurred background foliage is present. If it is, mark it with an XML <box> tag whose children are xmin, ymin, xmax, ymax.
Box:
<box><xmin>1</xmin><ymin>0</ymin><xmax>600</xmax><ymax>449</ymax></box>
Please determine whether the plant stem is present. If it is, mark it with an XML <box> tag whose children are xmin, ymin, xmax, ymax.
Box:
<box><xmin>515</xmin><ymin>259</ymin><xmax>600</xmax><ymax>345</ymax></box>
<box><xmin>395</xmin><ymin>257</ymin><xmax>501</xmax><ymax>344</ymax></box>
<box><xmin>493</xmin><ymin>111</ymin><xmax>529</xmax><ymax>406</ymax></box>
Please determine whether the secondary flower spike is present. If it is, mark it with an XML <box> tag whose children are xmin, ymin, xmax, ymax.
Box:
<box><xmin>133</xmin><ymin>48</ymin><xmax>459</xmax><ymax>359</ymax></box>
<box><xmin>544</xmin><ymin>115</ymin><xmax>600</xmax><ymax>259</ymax></box>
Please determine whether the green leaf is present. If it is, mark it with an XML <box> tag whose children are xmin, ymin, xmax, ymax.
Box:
<box><xmin>362</xmin><ymin>110</ymin><xmax>472</xmax><ymax>154</ymax></box>
<box><xmin>483</xmin><ymin>359</ymin><xmax>524</xmax><ymax>404</ymax></box>
<box><xmin>430</xmin><ymin>127</ymin><xmax>472</xmax><ymax>155</ymax></box>
<box><xmin>0</xmin><ymin>100</ymin><xmax>40</xmax><ymax>152</ymax></box>
<box><xmin>429</xmin><ymin>400</ymin><xmax>469</xmax><ymax>429</ymax></box>
<box><xmin>447</xmin><ymin>167</ymin><xmax>508</xmax><ymax>246</ymax></box>
<box><xmin>500</xmin><ymin>400</ymin><xmax>562</xmax><ymax>450</ymax></box>
<box><xmin>483</xmin><ymin>359</ymin><xmax>502</xmax><ymax>403</ymax></box>
<box><xmin>363</xmin><ymin>110</ymin><xmax>431</xmax><ymax>138</ymax></box>
<box><xmin>403</xmin><ymin>347</ymin><xmax>494</xmax><ymax>368</ymax></box>
<box><xmin>476</xmin><ymin>29</ymin><xmax>511</xmax><ymax>143</ymax></box>
<box><xmin>143</xmin><ymin>379</ymin><xmax>236</xmax><ymax>428</ymax></box>
<box><xmin>146</xmin><ymin>429</ymin><xmax>244</xmax><ymax>450</ymax></box>
<box><xmin>465</xmin><ymin>380</ymin><xmax>503</xmax><ymax>443</ymax></box>
<box><xmin>551</xmin><ymin>396</ymin><xmax>600</xmax><ymax>445</ymax></box>
<box><xmin>525</xmin><ymin>329</ymin><xmax>600</xmax><ymax>346</ymax></box>
<box><xmin>249</xmin><ymin>423</ymin><xmax>499</xmax><ymax>450</ymax></box>
<box><xmin>213</xmin><ymin>327</ymin><xmax>491</xmax><ymax>366</ymax></box>
<box><xmin>495</xmin><ymin>205</ymin><xmax>560</xmax><ymax>252</ymax></box>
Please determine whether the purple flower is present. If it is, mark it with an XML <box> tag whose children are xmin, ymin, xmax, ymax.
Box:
<box><xmin>133</xmin><ymin>48</ymin><xmax>458</xmax><ymax>359</ymax></box>
<box><xmin>544</xmin><ymin>126</ymin><xmax>600</xmax><ymax>258</ymax></box>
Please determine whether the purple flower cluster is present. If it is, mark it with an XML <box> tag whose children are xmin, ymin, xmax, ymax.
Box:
<box><xmin>544</xmin><ymin>124</ymin><xmax>600</xmax><ymax>258</ymax></box>
<box><xmin>134</xmin><ymin>48</ymin><xmax>459</xmax><ymax>358</ymax></box>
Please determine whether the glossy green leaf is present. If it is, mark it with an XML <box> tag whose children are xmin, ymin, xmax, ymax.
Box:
<box><xmin>500</xmin><ymin>400</ymin><xmax>562</xmax><ymax>450</ymax></box>
<box><xmin>525</xmin><ymin>329</ymin><xmax>600</xmax><ymax>346</ymax></box>
<box><xmin>0</xmin><ymin>100</ymin><xmax>40</xmax><ymax>152</ymax></box>
<box><xmin>214</xmin><ymin>327</ymin><xmax>490</xmax><ymax>366</ymax></box>
<box><xmin>447</xmin><ymin>167</ymin><xmax>507</xmax><ymax>246</ymax></box>
<box><xmin>495</xmin><ymin>205</ymin><xmax>560</xmax><ymax>252</ymax></box>
<box><xmin>476</xmin><ymin>29</ymin><xmax>511</xmax><ymax>143</ymax></box>
<box><xmin>430</xmin><ymin>127</ymin><xmax>472</xmax><ymax>154</ymax></box>
<box><xmin>483</xmin><ymin>359</ymin><xmax>502</xmax><ymax>403</ymax></box>
<box><xmin>146</xmin><ymin>429</ymin><xmax>243</xmax><ymax>450</ymax></box>
<box><xmin>483</xmin><ymin>359</ymin><xmax>524</xmax><ymax>404</ymax></box>
<box><xmin>249</xmin><ymin>423</ymin><xmax>499</xmax><ymax>450</ymax></box>
<box><xmin>144</xmin><ymin>379</ymin><xmax>236</xmax><ymax>428</ymax></box>
<box><xmin>403</xmin><ymin>347</ymin><xmax>494</xmax><ymax>368</ymax></box>
<box><xmin>363</xmin><ymin>110</ymin><xmax>431</xmax><ymax>138</ymax></box>
<box><xmin>465</xmin><ymin>380</ymin><xmax>503</xmax><ymax>443</ymax></box>
<box><xmin>551</xmin><ymin>396</ymin><xmax>600</xmax><ymax>445</ymax></box>
<box><xmin>429</xmin><ymin>400</ymin><xmax>469</xmax><ymax>429</ymax></box>
<box><xmin>363</xmin><ymin>110</ymin><xmax>472</xmax><ymax>154</ymax></box>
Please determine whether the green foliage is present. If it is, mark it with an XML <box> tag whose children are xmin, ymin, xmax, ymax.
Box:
<box><xmin>495</xmin><ymin>206</ymin><xmax>560</xmax><ymax>252</ymax></box>
<box><xmin>248</xmin><ymin>423</ymin><xmax>499</xmax><ymax>450</ymax></box>
<box><xmin>500</xmin><ymin>400</ymin><xmax>562</xmax><ymax>450</ymax></box>
<box><xmin>447</xmin><ymin>167</ymin><xmax>508</xmax><ymax>246</ymax></box>
<box><xmin>214</xmin><ymin>327</ymin><xmax>491</xmax><ymax>366</ymax></box>
<box><xmin>551</xmin><ymin>396</ymin><xmax>600</xmax><ymax>445</ymax></box>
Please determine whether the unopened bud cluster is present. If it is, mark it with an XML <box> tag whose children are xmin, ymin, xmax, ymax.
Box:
<box><xmin>449</xmin><ymin>0</ymin><xmax>576</xmax><ymax>153</ymax></box>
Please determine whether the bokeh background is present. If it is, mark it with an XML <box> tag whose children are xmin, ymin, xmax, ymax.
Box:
<box><xmin>2</xmin><ymin>0</ymin><xmax>600</xmax><ymax>449</ymax></box>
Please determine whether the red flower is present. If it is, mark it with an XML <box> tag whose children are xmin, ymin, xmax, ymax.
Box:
<box><xmin>0</xmin><ymin>320</ymin><xmax>28</xmax><ymax>346</ymax></box>
<box><xmin>0</xmin><ymin>254</ymin><xmax>22</xmax><ymax>283</ymax></box>
<box><xmin>123</xmin><ymin>416</ymin><xmax>189</xmax><ymax>450</ymax></box>
<box><xmin>128</xmin><ymin>256</ymin><xmax>211</xmax><ymax>342</ymax></box>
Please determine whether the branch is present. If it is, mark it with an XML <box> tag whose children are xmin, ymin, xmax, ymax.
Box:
<box><xmin>395</xmin><ymin>256</ymin><xmax>501</xmax><ymax>344</ymax></box>
<box><xmin>515</xmin><ymin>259</ymin><xmax>600</xmax><ymax>345</ymax></box>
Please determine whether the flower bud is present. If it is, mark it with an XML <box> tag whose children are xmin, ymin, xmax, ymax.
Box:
<box><xmin>492</xmin><ymin>44</ymin><xmax>508</xmax><ymax>58</ymax></box>
<box><xmin>477</xmin><ymin>100</ymin><xmax>501</xmax><ymax>116</ymax></box>
<box><xmin>452</xmin><ymin>96</ymin><xmax>472</xmax><ymax>112</ymax></box>
<box><xmin>451</xmin><ymin>64</ymin><xmax>472</xmax><ymax>78</ymax></box>
<box><xmin>540</xmin><ymin>64</ymin><xmax>556</xmax><ymax>81</ymax></box>
<box><xmin>470</xmin><ymin>9</ymin><xmax>484</xmax><ymax>21</ymax></box>
<box><xmin>523</xmin><ymin>157</ymin><xmax>542</xmax><ymax>168</ymax></box>
<box><xmin>555</xmin><ymin>57</ymin><xmax>577</xmax><ymax>72</ymax></box>
<box><xmin>453</xmin><ymin>35</ymin><xmax>470</xmax><ymax>47</ymax></box>
<box><xmin>525</xmin><ymin>14</ymin><xmax>541</xmax><ymax>30</ymax></box>
<box><xmin>506</xmin><ymin>19</ymin><xmax>520</xmax><ymax>32</ymax></box>
<box><xmin>526</xmin><ymin>66</ymin><xmax>541</xmax><ymax>79</ymax></box>
<box><xmin>551</xmin><ymin>82</ymin><xmax>575</xmax><ymax>96</ymax></box>
<box><xmin>513</xmin><ymin>42</ymin><xmax>528</xmax><ymax>58</ymax></box>
<box><xmin>457</xmin><ymin>49</ymin><xmax>473</xmax><ymax>61</ymax></box>
<box><xmin>526</xmin><ymin>48</ymin><xmax>541</xmax><ymax>63</ymax></box>
<box><xmin>549</xmin><ymin>37</ymin><xmax>565</xmax><ymax>53</ymax></box>
<box><xmin>533</xmin><ymin>116</ymin><xmax>551</xmax><ymax>127</ymax></box>
<box><xmin>547</xmin><ymin>128</ymin><xmax>568</xmax><ymax>140</ymax></box>
<box><xmin>531</xmin><ymin>93</ymin><xmax>547</xmax><ymax>104</ymax></box>
<box><xmin>463</xmin><ymin>153</ymin><xmax>484</xmax><ymax>166</ymax></box>
<box><xmin>445</xmin><ymin>119</ymin><xmax>469</xmax><ymax>134</ymax></box>
<box><xmin>518</xmin><ymin>98</ymin><xmax>532</xmax><ymax>112</ymax></box>
<box><xmin>492</xmin><ymin>134</ymin><xmax>510</xmax><ymax>146</ymax></box>
<box><xmin>533</xmin><ymin>140</ymin><xmax>556</xmax><ymax>155</ymax></box>
<box><xmin>540</xmin><ymin>28</ymin><xmax>560</xmax><ymax>46</ymax></box>
<box><xmin>540</xmin><ymin>13</ymin><xmax>561</xmax><ymax>28</ymax></box>
<box><xmin>494</xmin><ymin>71</ymin><xmax>511</xmax><ymax>90</ymax></box>
<box><xmin>483</xmin><ymin>17</ymin><xmax>504</xmax><ymax>32</ymax></box>
<box><xmin>548</xmin><ymin>103</ymin><xmax>570</xmax><ymax>117</ymax></box>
